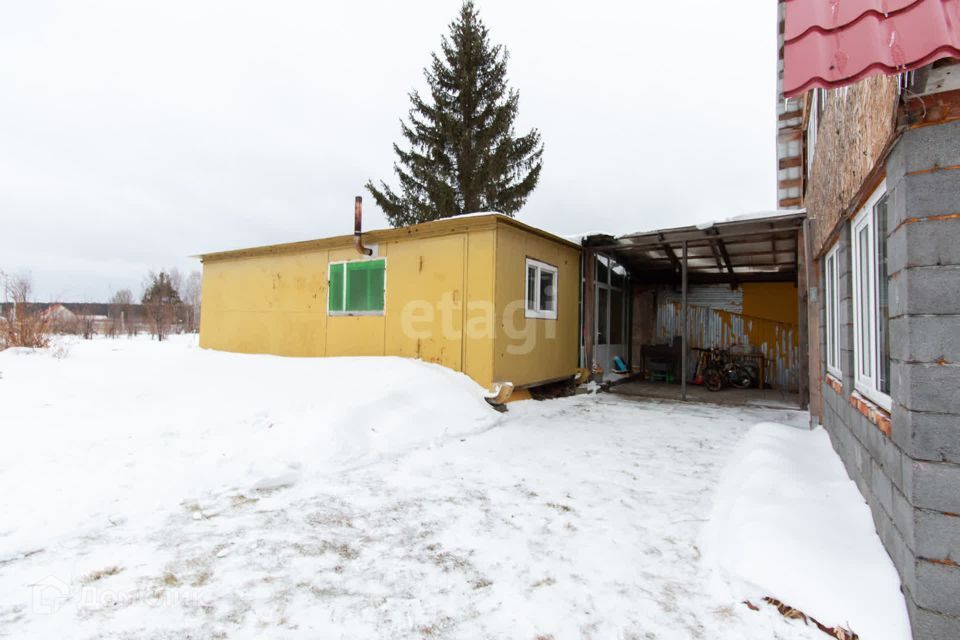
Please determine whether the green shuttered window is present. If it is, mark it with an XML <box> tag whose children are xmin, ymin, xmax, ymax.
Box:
<box><xmin>328</xmin><ymin>259</ymin><xmax>385</xmax><ymax>314</ymax></box>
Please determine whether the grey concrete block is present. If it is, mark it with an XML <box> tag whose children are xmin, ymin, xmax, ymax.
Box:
<box><xmin>915</xmin><ymin>560</ymin><xmax>960</xmax><ymax>616</ymax></box>
<box><xmin>900</xmin><ymin>120</ymin><xmax>960</xmax><ymax>174</ymax></box>
<box><xmin>905</xmin><ymin>458</ymin><xmax>960</xmax><ymax>514</ymax></box>
<box><xmin>887</xmin><ymin>137</ymin><xmax>906</xmax><ymax>186</ymax></box>
<box><xmin>888</xmin><ymin>218</ymin><xmax>960</xmax><ymax>275</ymax></box>
<box><xmin>892</xmin><ymin>403</ymin><xmax>960</xmax><ymax>464</ymax></box>
<box><xmin>890</xmin><ymin>266</ymin><xmax>960</xmax><ymax>317</ymax></box>
<box><xmin>880</xmin><ymin>434</ymin><xmax>906</xmax><ymax>490</ymax></box>
<box><xmin>893</xmin><ymin>484</ymin><xmax>916</xmax><ymax>549</ymax></box>
<box><xmin>890</xmin><ymin>315</ymin><xmax>960</xmax><ymax>364</ymax></box>
<box><xmin>906</xmin><ymin>599</ymin><xmax>960</xmax><ymax>640</ymax></box>
<box><xmin>863</xmin><ymin>412</ymin><xmax>882</xmax><ymax>452</ymax></box>
<box><xmin>876</xmin><ymin>506</ymin><xmax>916</xmax><ymax>588</ymax></box>
<box><xmin>915</xmin><ymin>509</ymin><xmax>960</xmax><ymax>561</ymax></box>
<box><xmin>888</xmin><ymin>224</ymin><xmax>908</xmax><ymax>275</ymax></box>
<box><xmin>888</xmin><ymin>177</ymin><xmax>910</xmax><ymax>230</ymax></box>
<box><xmin>904</xmin><ymin>171</ymin><xmax>960</xmax><ymax>220</ymax></box>
<box><xmin>841</xmin><ymin>356</ymin><xmax>855</xmax><ymax>389</ymax></box>
<box><xmin>893</xmin><ymin>361</ymin><xmax>960</xmax><ymax>414</ymax></box>
<box><xmin>873</xmin><ymin>458</ymin><xmax>896</xmax><ymax>518</ymax></box>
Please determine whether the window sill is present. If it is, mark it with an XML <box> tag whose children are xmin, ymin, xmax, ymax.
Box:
<box><xmin>328</xmin><ymin>311</ymin><xmax>385</xmax><ymax>317</ymax></box>
<box><xmin>854</xmin><ymin>382</ymin><xmax>892</xmax><ymax>413</ymax></box>
<box><xmin>524</xmin><ymin>311</ymin><xmax>557</xmax><ymax>320</ymax></box>
<box><xmin>849</xmin><ymin>390</ymin><xmax>892</xmax><ymax>438</ymax></box>
<box><xmin>825</xmin><ymin>373</ymin><xmax>843</xmax><ymax>395</ymax></box>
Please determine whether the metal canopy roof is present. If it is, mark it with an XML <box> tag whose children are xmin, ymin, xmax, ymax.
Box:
<box><xmin>582</xmin><ymin>212</ymin><xmax>806</xmax><ymax>285</ymax></box>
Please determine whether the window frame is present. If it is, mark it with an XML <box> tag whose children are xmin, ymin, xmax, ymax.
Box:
<box><xmin>327</xmin><ymin>257</ymin><xmax>387</xmax><ymax>317</ymax></box>
<box><xmin>824</xmin><ymin>243</ymin><xmax>842</xmax><ymax>379</ymax></box>
<box><xmin>524</xmin><ymin>257</ymin><xmax>558</xmax><ymax>320</ymax></box>
<box><xmin>851</xmin><ymin>183</ymin><xmax>892</xmax><ymax>411</ymax></box>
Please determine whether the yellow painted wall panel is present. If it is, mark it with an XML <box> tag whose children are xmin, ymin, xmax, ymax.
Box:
<box><xmin>199</xmin><ymin>252</ymin><xmax>328</xmax><ymax>356</ymax></box>
<box><xmin>325</xmin><ymin>315</ymin><xmax>386</xmax><ymax>356</ymax></box>
<box><xmin>383</xmin><ymin>234</ymin><xmax>467</xmax><ymax>372</ymax></box>
<box><xmin>742</xmin><ymin>283</ymin><xmax>799</xmax><ymax>326</ymax></box>
<box><xmin>462</xmin><ymin>230</ymin><xmax>496</xmax><ymax>388</ymax></box>
<box><xmin>199</xmin><ymin>216</ymin><xmax>580</xmax><ymax>390</ymax></box>
<box><xmin>492</xmin><ymin>225</ymin><xmax>580</xmax><ymax>387</ymax></box>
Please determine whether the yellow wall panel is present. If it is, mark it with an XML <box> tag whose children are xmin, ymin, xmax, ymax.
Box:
<box><xmin>742</xmin><ymin>282</ymin><xmax>799</xmax><ymax>326</ymax></box>
<box><xmin>492</xmin><ymin>225</ymin><xmax>580</xmax><ymax>387</ymax></box>
<box><xmin>383</xmin><ymin>234</ymin><xmax>467</xmax><ymax>373</ymax></box>
<box><xmin>462</xmin><ymin>230</ymin><xmax>496</xmax><ymax>388</ymax></box>
<box><xmin>199</xmin><ymin>215</ymin><xmax>581</xmax><ymax>390</ymax></box>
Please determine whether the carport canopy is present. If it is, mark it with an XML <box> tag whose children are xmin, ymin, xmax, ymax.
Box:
<box><xmin>582</xmin><ymin>211</ymin><xmax>805</xmax><ymax>287</ymax></box>
<box><xmin>580</xmin><ymin>211</ymin><xmax>807</xmax><ymax>405</ymax></box>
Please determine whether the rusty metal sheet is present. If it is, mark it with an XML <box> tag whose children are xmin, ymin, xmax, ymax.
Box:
<box><xmin>654</xmin><ymin>286</ymin><xmax>799</xmax><ymax>391</ymax></box>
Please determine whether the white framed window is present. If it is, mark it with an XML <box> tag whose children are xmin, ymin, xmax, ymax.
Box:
<box><xmin>824</xmin><ymin>242</ymin><xmax>842</xmax><ymax>378</ymax></box>
<box><xmin>525</xmin><ymin>258</ymin><xmax>558</xmax><ymax>320</ymax></box>
<box><xmin>851</xmin><ymin>183</ymin><xmax>891</xmax><ymax>410</ymax></box>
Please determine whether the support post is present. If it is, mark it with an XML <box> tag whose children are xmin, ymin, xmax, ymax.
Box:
<box><xmin>681</xmin><ymin>240</ymin><xmax>688</xmax><ymax>401</ymax></box>
<box><xmin>583</xmin><ymin>248</ymin><xmax>596</xmax><ymax>374</ymax></box>
<box><xmin>798</xmin><ymin>223</ymin><xmax>810</xmax><ymax>411</ymax></box>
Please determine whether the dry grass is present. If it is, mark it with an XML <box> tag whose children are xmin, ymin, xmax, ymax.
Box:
<box><xmin>80</xmin><ymin>565</ymin><xmax>124</xmax><ymax>585</ymax></box>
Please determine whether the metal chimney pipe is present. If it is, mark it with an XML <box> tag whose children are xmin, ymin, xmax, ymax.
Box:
<box><xmin>354</xmin><ymin>196</ymin><xmax>372</xmax><ymax>256</ymax></box>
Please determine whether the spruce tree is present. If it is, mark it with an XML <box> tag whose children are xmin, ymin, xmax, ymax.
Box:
<box><xmin>366</xmin><ymin>1</ymin><xmax>543</xmax><ymax>227</ymax></box>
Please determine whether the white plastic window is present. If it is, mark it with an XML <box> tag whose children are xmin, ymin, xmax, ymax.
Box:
<box><xmin>525</xmin><ymin>258</ymin><xmax>558</xmax><ymax>320</ymax></box>
<box><xmin>851</xmin><ymin>183</ymin><xmax>891</xmax><ymax>410</ymax></box>
<box><xmin>824</xmin><ymin>243</ymin><xmax>841</xmax><ymax>378</ymax></box>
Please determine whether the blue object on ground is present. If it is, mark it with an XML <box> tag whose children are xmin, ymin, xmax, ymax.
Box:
<box><xmin>613</xmin><ymin>356</ymin><xmax>629</xmax><ymax>374</ymax></box>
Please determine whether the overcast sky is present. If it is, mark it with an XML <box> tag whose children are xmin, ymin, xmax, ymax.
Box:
<box><xmin>0</xmin><ymin>1</ymin><xmax>778</xmax><ymax>302</ymax></box>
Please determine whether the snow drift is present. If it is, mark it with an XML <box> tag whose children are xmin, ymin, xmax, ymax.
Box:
<box><xmin>0</xmin><ymin>336</ymin><xmax>499</xmax><ymax>563</ymax></box>
<box><xmin>701</xmin><ymin>421</ymin><xmax>911</xmax><ymax>640</ymax></box>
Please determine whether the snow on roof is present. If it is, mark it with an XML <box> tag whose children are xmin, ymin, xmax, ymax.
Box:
<box><xmin>614</xmin><ymin>210</ymin><xmax>806</xmax><ymax>239</ymax></box>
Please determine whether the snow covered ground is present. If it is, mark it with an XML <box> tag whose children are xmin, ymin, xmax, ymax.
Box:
<box><xmin>0</xmin><ymin>336</ymin><xmax>908</xmax><ymax>639</ymax></box>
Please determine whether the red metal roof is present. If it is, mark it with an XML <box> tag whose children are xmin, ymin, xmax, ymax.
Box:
<box><xmin>783</xmin><ymin>0</ymin><xmax>960</xmax><ymax>97</ymax></box>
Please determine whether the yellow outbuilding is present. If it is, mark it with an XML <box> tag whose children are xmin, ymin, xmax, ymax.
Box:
<box><xmin>198</xmin><ymin>213</ymin><xmax>582</xmax><ymax>391</ymax></box>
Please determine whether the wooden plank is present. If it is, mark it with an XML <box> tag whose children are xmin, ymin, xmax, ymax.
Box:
<box><xmin>658</xmin><ymin>238</ymin><xmax>682</xmax><ymax>273</ymax></box>
<box><xmin>902</xmin><ymin>87</ymin><xmax>960</xmax><ymax>128</ymax></box>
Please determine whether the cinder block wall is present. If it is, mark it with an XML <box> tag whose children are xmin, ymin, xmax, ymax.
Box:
<box><xmin>820</xmin><ymin>120</ymin><xmax>960</xmax><ymax>639</ymax></box>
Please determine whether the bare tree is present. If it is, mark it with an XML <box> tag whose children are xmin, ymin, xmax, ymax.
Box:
<box><xmin>142</xmin><ymin>270</ymin><xmax>182</xmax><ymax>341</ymax></box>
<box><xmin>1</xmin><ymin>271</ymin><xmax>50</xmax><ymax>349</ymax></box>
<box><xmin>182</xmin><ymin>271</ymin><xmax>202</xmax><ymax>333</ymax></box>
<box><xmin>110</xmin><ymin>289</ymin><xmax>133</xmax><ymax>306</ymax></box>
<box><xmin>108</xmin><ymin>288</ymin><xmax>134</xmax><ymax>336</ymax></box>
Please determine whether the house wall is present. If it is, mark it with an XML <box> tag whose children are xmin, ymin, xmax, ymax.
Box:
<box><xmin>200</xmin><ymin>218</ymin><xmax>580</xmax><ymax>391</ymax></box>
<box><xmin>812</xmin><ymin>112</ymin><xmax>960</xmax><ymax>637</ymax></box>
<box><xmin>805</xmin><ymin>76</ymin><xmax>900</xmax><ymax>252</ymax></box>
<box><xmin>630</xmin><ymin>287</ymin><xmax>657</xmax><ymax>365</ymax></box>
<box><xmin>492</xmin><ymin>223</ymin><xmax>581</xmax><ymax>388</ymax></box>
<box><xmin>200</xmin><ymin>228</ymin><xmax>499</xmax><ymax>386</ymax></box>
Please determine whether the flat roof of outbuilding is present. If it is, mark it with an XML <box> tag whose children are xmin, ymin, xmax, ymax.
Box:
<box><xmin>197</xmin><ymin>213</ymin><xmax>582</xmax><ymax>262</ymax></box>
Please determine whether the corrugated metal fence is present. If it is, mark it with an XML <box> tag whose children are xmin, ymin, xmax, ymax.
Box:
<box><xmin>654</xmin><ymin>285</ymin><xmax>799</xmax><ymax>390</ymax></box>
